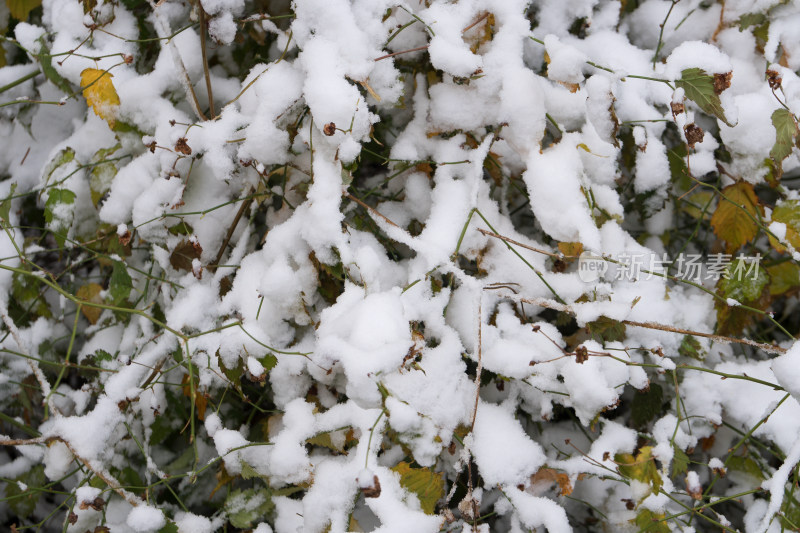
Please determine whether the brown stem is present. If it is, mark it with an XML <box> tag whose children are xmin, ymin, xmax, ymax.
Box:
<box><xmin>199</xmin><ymin>6</ymin><xmax>216</xmax><ymax>119</ymax></box>
<box><xmin>516</xmin><ymin>295</ymin><xmax>786</xmax><ymax>355</ymax></box>
<box><xmin>374</xmin><ymin>45</ymin><xmax>429</xmax><ymax>62</ymax></box>
<box><xmin>210</xmin><ymin>187</ymin><xmax>255</xmax><ymax>273</ymax></box>
<box><xmin>621</xmin><ymin>319</ymin><xmax>786</xmax><ymax>354</ymax></box>
<box><xmin>462</xmin><ymin>12</ymin><xmax>490</xmax><ymax>33</ymax></box>
<box><xmin>345</xmin><ymin>193</ymin><xmax>401</xmax><ymax>228</ymax></box>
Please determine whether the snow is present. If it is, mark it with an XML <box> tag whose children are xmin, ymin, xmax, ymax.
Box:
<box><xmin>771</xmin><ymin>341</ymin><xmax>800</xmax><ymax>402</ymax></box>
<box><xmin>126</xmin><ymin>505</ymin><xmax>166</xmax><ymax>532</ymax></box>
<box><xmin>0</xmin><ymin>0</ymin><xmax>795</xmax><ymax>530</ymax></box>
<box><xmin>471</xmin><ymin>402</ymin><xmax>545</xmax><ymax>486</ymax></box>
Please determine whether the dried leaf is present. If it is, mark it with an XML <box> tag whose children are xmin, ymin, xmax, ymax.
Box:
<box><xmin>710</xmin><ymin>182</ymin><xmax>763</xmax><ymax>253</ymax></box>
<box><xmin>531</xmin><ymin>468</ymin><xmax>573</xmax><ymax>496</ymax></box>
<box><xmin>76</xmin><ymin>283</ymin><xmax>103</xmax><ymax>324</ymax></box>
<box><xmin>170</xmin><ymin>239</ymin><xmax>202</xmax><ymax>272</ymax></box>
<box><xmin>80</xmin><ymin>68</ymin><xmax>120</xmax><ymax>128</ymax></box>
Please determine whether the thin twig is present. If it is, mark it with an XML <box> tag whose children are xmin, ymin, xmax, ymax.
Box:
<box><xmin>148</xmin><ymin>0</ymin><xmax>207</xmax><ymax>121</ymax></box>
<box><xmin>209</xmin><ymin>186</ymin><xmax>255</xmax><ymax>272</ymax></box>
<box><xmin>345</xmin><ymin>193</ymin><xmax>401</xmax><ymax>228</ymax></box>
<box><xmin>199</xmin><ymin>6</ymin><xmax>216</xmax><ymax>119</ymax></box>
<box><xmin>374</xmin><ymin>45</ymin><xmax>429</xmax><ymax>62</ymax></box>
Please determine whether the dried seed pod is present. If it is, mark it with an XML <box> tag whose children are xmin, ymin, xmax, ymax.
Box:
<box><xmin>175</xmin><ymin>137</ymin><xmax>192</xmax><ymax>155</ymax></box>
<box><xmin>713</xmin><ymin>72</ymin><xmax>732</xmax><ymax>94</ymax></box>
<box><xmin>684</xmin><ymin>123</ymin><xmax>704</xmax><ymax>148</ymax></box>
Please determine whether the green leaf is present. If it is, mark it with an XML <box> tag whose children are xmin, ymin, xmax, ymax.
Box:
<box><xmin>0</xmin><ymin>183</ymin><xmax>17</xmax><ymax>226</ymax></box>
<box><xmin>667</xmin><ymin>145</ymin><xmax>689</xmax><ymax>187</ymax></box>
<box><xmin>719</xmin><ymin>258</ymin><xmax>769</xmax><ymax>303</ymax></box>
<box><xmin>634</xmin><ymin>509</ymin><xmax>671</xmax><ymax>533</ymax></box>
<box><xmin>109</xmin><ymin>261</ymin><xmax>133</xmax><ymax>306</ymax></box>
<box><xmin>586</xmin><ymin>315</ymin><xmax>626</xmax><ymax>344</ymax></box>
<box><xmin>94</xmin><ymin>349</ymin><xmax>113</xmax><ymax>362</ymax></box>
<box><xmin>36</xmin><ymin>37</ymin><xmax>72</xmax><ymax>95</ymax></box>
<box><xmin>770</xmin><ymin>200</ymin><xmax>800</xmax><ymax>252</ymax></box>
<box><xmin>42</xmin><ymin>147</ymin><xmax>76</xmax><ymax>188</ymax></box>
<box><xmin>672</xmin><ymin>445</ymin><xmax>690</xmax><ymax>477</ymax></box>
<box><xmin>5</xmin><ymin>464</ymin><xmax>46</xmax><ymax>519</ymax></box>
<box><xmin>738</xmin><ymin>12</ymin><xmax>767</xmax><ymax>30</ymax></box>
<box><xmin>158</xmin><ymin>522</ymin><xmax>179</xmax><ymax>533</ymax></box>
<box><xmin>224</xmin><ymin>488</ymin><xmax>274</xmax><ymax>529</ymax></box>
<box><xmin>168</xmin><ymin>221</ymin><xmax>194</xmax><ymax>236</ymax></box>
<box><xmin>716</xmin><ymin>257</ymin><xmax>769</xmax><ymax>335</ymax></box>
<box><xmin>258</xmin><ymin>353</ymin><xmax>278</xmax><ymax>374</ymax></box>
<box><xmin>118</xmin><ymin>466</ymin><xmax>144</xmax><ymax>494</ymax></box>
<box><xmin>769</xmin><ymin>108</ymin><xmax>799</xmax><ymax>179</ymax></box>
<box><xmin>44</xmin><ymin>188</ymin><xmax>76</xmax><ymax>246</ymax></box>
<box><xmin>240</xmin><ymin>461</ymin><xmax>265</xmax><ymax>480</ymax></box>
<box><xmin>678</xmin><ymin>335</ymin><xmax>704</xmax><ymax>360</ymax></box>
<box><xmin>10</xmin><ymin>265</ymin><xmax>51</xmax><ymax>325</ymax></box>
<box><xmin>767</xmin><ymin>261</ymin><xmax>800</xmax><ymax>296</ymax></box>
<box><xmin>631</xmin><ymin>383</ymin><xmax>663</xmax><ymax>428</ymax></box>
<box><xmin>676</xmin><ymin>68</ymin><xmax>733</xmax><ymax>126</ymax></box>
<box><xmin>7</xmin><ymin>0</ymin><xmax>41</xmax><ymax>20</ymax></box>
<box><xmin>727</xmin><ymin>455</ymin><xmax>764</xmax><ymax>481</ymax></box>
<box><xmin>89</xmin><ymin>144</ymin><xmax>121</xmax><ymax>206</ymax></box>
<box><xmin>390</xmin><ymin>462</ymin><xmax>444</xmax><ymax>514</ymax></box>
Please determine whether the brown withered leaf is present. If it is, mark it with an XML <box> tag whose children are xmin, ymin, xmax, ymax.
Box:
<box><xmin>531</xmin><ymin>467</ymin><xmax>574</xmax><ymax>496</ymax></box>
<box><xmin>361</xmin><ymin>475</ymin><xmax>381</xmax><ymax>498</ymax></box>
<box><xmin>174</xmin><ymin>137</ymin><xmax>192</xmax><ymax>155</ymax></box>
<box><xmin>170</xmin><ymin>239</ymin><xmax>202</xmax><ymax>272</ymax></box>
<box><xmin>713</xmin><ymin>72</ymin><xmax>732</xmax><ymax>94</ymax></box>
<box><xmin>684</xmin><ymin>123</ymin><xmax>704</xmax><ymax>147</ymax></box>
<box><xmin>767</xmin><ymin>69</ymin><xmax>782</xmax><ymax>90</ymax></box>
<box><xmin>76</xmin><ymin>283</ymin><xmax>103</xmax><ymax>324</ymax></box>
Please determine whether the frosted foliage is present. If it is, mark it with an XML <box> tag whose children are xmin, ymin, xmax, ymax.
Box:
<box><xmin>0</xmin><ymin>0</ymin><xmax>799</xmax><ymax>532</ymax></box>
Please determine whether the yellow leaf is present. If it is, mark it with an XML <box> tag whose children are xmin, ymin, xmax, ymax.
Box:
<box><xmin>557</xmin><ymin>241</ymin><xmax>583</xmax><ymax>259</ymax></box>
<box><xmin>615</xmin><ymin>446</ymin><xmax>662</xmax><ymax>498</ymax></box>
<box><xmin>76</xmin><ymin>283</ymin><xmax>103</xmax><ymax>324</ymax></box>
<box><xmin>390</xmin><ymin>462</ymin><xmax>444</xmax><ymax>514</ymax></box>
<box><xmin>6</xmin><ymin>0</ymin><xmax>41</xmax><ymax>20</ymax></box>
<box><xmin>531</xmin><ymin>467</ymin><xmax>573</xmax><ymax>496</ymax></box>
<box><xmin>710</xmin><ymin>182</ymin><xmax>763</xmax><ymax>253</ymax></box>
<box><xmin>80</xmin><ymin>68</ymin><xmax>120</xmax><ymax>128</ymax></box>
<box><xmin>769</xmin><ymin>199</ymin><xmax>800</xmax><ymax>253</ymax></box>
<box><xmin>766</xmin><ymin>261</ymin><xmax>800</xmax><ymax>296</ymax></box>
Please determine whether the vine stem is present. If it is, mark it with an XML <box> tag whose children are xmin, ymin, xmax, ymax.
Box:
<box><xmin>148</xmin><ymin>0</ymin><xmax>207</xmax><ymax>121</ymax></box>
<box><xmin>0</xmin><ymin>435</ymin><xmax>142</xmax><ymax>507</ymax></box>
<box><xmin>477</xmin><ymin>228</ymin><xmax>794</xmax><ymax>345</ymax></box>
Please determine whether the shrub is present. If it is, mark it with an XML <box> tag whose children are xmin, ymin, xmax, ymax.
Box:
<box><xmin>1</xmin><ymin>0</ymin><xmax>800</xmax><ymax>531</ymax></box>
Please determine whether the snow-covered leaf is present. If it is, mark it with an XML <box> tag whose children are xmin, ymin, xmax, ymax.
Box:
<box><xmin>676</xmin><ymin>68</ymin><xmax>733</xmax><ymax>126</ymax></box>
<box><xmin>391</xmin><ymin>462</ymin><xmax>444</xmax><ymax>514</ymax></box>
<box><xmin>80</xmin><ymin>68</ymin><xmax>120</xmax><ymax>128</ymax></box>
